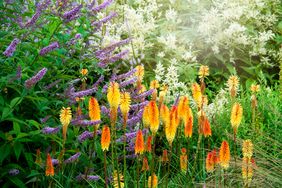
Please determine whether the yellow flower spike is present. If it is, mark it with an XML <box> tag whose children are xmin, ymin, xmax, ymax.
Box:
<box><xmin>107</xmin><ymin>82</ymin><xmax>121</xmax><ymax>110</ymax></box>
<box><xmin>60</xmin><ymin>107</ymin><xmax>72</xmax><ymax>141</ymax></box>
<box><xmin>178</xmin><ymin>96</ymin><xmax>189</xmax><ymax>122</ymax></box>
<box><xmin>165</xmin><ymin>106</ymin><xmax>178</xmax><ymax>146</ymax></box>
<box><xmin>120</xmin><ymin>92</ymin><xmax>131</xmax><ymax>120</ymax></box>
<box><xmin>198</xmin><ymin>65</ymin><xmax>209</xmax><ymax>79</ymax></box>
<box><xmin>101</xmin><ymin>125</ymin><xmax>111</xmax><ymax>151</ymax></box>
<box><xmin>135</xmin><ymin>65</ymin><xmax>144</xmax><ymax>81</ymax></box>
<box><xmin>180</xmin><ymin>148</ymin><xmax>188</xmax><ymax>173</ymax></box>
<box><xmin>242</xmin><ymin>139</ymin><xmax>253</xmax><ymax>159</ymax></box>
<box><xmin>143</xmin><ymin>104</ymin><xmax>150</xmax><ymax>128</ymax></box>
<box><xmin>113</xmin><ymin>170</ymin><xmax>124</xmax><ymax>188</ymax></box>
<box><xmin>148</xmin><ymin>101</ymin><xmax>159</xmax><ymax>135</ymax></box>
<box><xmin>89</xmin><ymin>97</ymin><xmax>101</xmax><ymax>129</ymax></box>
<box><xmin>150</xmin><ymin>80</ymin><xmax>159</xmax><ymax>89</ymax></box>
<box><xmin>191</xmin><ymin>83</ymin><xmax>202</xmax><ymax>107</ymax></box>
<box><xmin>148</xmin><ymin>173</ymin><xmax>158</xmax><ymax>188</ymax></box>
<box><xmin>219</xmin><ymin>140</ymin><xmax>231</xmax><ymax>169</ymax></box>
<box><xmin>135</xmin><ymin>130</ymin><xmax>145</xmax><ymax>155</ymax></box>
<box><xmin>160</xmin><ymin>104</ymin><xmax>170</xmax><ymax>127</ymax></box>
<box><xmin>242</xmin><ymin>157</ymin><xmax>253</xmax><ymax>186</ymax></box>
<box><xmin>231</xmin><ymin>102</ymin><xmax>243</xmax><ymax>133</ymax></box>
<box><xmin>227</xmin><ymin>75</ymin><xmax>239</xmax><ymax>98</ymax></box>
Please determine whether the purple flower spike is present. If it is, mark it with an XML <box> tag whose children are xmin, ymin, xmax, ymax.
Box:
<box><xmin>119</xmin><ymin>77</ymin><xmax>137</xmax><ymax>88</ymax></box>
<box><xmin>92</xmin><ymin>0</ymin><xmax>113</xmax><ymax>12</ymax></box>
<box><xmin>92</xmin><ymin>75</ymin><xmax>104</xmax><ymax>88</ymax></box>
<box><xmin>39</xmin><ymin>42</ymin><xmax>59</xmax><ymax>56</ymax></box>
<box><xmin>101</xmin><ymin>105</ymin><xmax>109</xmax><ymax>115</ymax></box>
<box><xmin>78</xmin><ymin>131</ymin><xmax>93</xmax><ymax>143</ymax></box>
<box><xmin>52</xmin><ymin>159</ymin><xmax>59</xmax><ymax>166</ymax></box>
<box><xmin>75</xmin><ymin>33</ymin><xmax>82</xmax><ymax>39</ymax></box>
<box><xmin>9</xmin><ymin>169</ymin><xmax>19</xmax><ymax>176</ymax></box>
<box><xmin>116</xmin><ymin>68</ymin><xmax>136</xmax><ymax>80</ymax></box>
<box><xmin>130</xmin><ymin>101</ymin><xmax>149</xmax><ymax>111</ymax></box>
<box><xmin>64</xmin><ymin>152</ymin><xmax>81</xmax><ymax>164</ymax></box>
<box><xmin>98</xmin><ymin>50</ymin><xmax>129</xmax><ymax>68</ymax></box>
<box><xmin>63</xmin><ymin>4</ymin><xmax>82</xmax><ymax>20</ymax></box>
<box><xmin>25</xmin><ymin>68</ymin><xmax>48</xmax><ymax>89</ymax></box>
<box><xmin>71</xmin><ymin>87</ymin><xmax>97</xmax><ymax>98</ymax></box>
<box><xmin>3</xmin><ymin>38</ymin><xmax>20</xmax><ymax>57</ymax></box>
<box><xmin>25</xmin><ymin>11</ymin><xmax>41</xmax><ymax>27</ymax></box>
<box><xmin>72</xmin><ymin>119</ymin><xmax>102</xmax><ymax>127</ymax></box>
<box><xmin>133</xmin><ymin>89</ymin><xmax>154</xmax><ymax>100</ymax></box>
<box><xmin>76</xmin><ymin>174</ymin><xmax>100</xmax><ymax>181</ymax></box>
<box><xmin>36</xmin><ymin>0</ymin><xmax>51</xmax><ymax>11</ymax></box>
<box><xmin>42</xmin><ymin>126</ymin><xmax>60</xmax><ymax>134</ymax></box>
<box><xmin>16</xmin><ymin>65</ymin><xmax>22</xmax><ymax>80</ymax></box>
<box><xmin>40</xmin><ymin>115</ymin><xmax>51</xmax><ymax>123</ymax></box>
<box><xmin>44</xmin><ymin>79</ymin><xmax>62</xmax><ymax>90</ymax></box>
<box><xmin>92</xmin><ymin>12</ymin><xmax>118</xmax><ymax>28</ymax></box>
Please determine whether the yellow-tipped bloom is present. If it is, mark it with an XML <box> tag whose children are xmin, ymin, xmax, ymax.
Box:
<box><xmin>138</xmin><ymin>84</ymin><xmax>147</xmax><ymax>94</ymax></box>
<box><xmin>203</xmin><ymin>116</ymin><xmax>212</xmax><ymax>137</ymax></box>
<box><xmin>113</xmin><ymin>170</ymin><xmax>124</xmax><ymax>188</ymax></box>
<box><xmin>191</xmin><ymin>83</ymin><xmax>202</xmax><ymax>107</ymax></box>
<box><xmin>148</xmin><ymin>173</ymin><xmax>158</xmax><ymax>188</ymax></box>
<box><xmin>143</xmin><ymin>105</ymin><xmax>150</xmax><ymax>128</ymax></box>
<box><xmin>250</xmin><ymin>84</ymin><xmax>260</xmax><ymax>93</ymax></box>
<box><xmin>150</xmin><ymin>80</ymin><xmax>159</xmax><ymax>89</ymax></box>
<box><xmin>148</xmin><ymin>101</ymin><xmax>159</xmax><ymax>135</ymax></box>
<box><xmin>165</xmin><ymin>106</ymin><xmax>178</xmax><ymax>146</ymax></box>
<box><xmin>160</xmin><ymin>104</ymin><xmax>170</xmax><ymax>127</ymax></box>
<box><xmin>180</xmin><ymin>148</ymin><xmax>188</xmax><ymax>172</ymax></box>
<box><xmin>107</xmin><ymin>82</ymin><xmax>121</xmax><ymax>110</ymax></box>
<box><xmin>206</xmin><ymin>150</ymin><xmax>218</xmax><ymax>172</ymax></box>
<box><xmin>184</xmin><ymin>107</ymin><xmax>193</xmax><ymax>138</ymax></box>
<box><xmin>198</xmin><ymin>65</ymin><xmax>209</xmax><ymax>79</ymax></box>
<box><xmin>89</xmin><ymin>97</ymin><xmax>101</xmax><ymax>123</ymax></box>
<box><xmin>242</xmin><ymin>157</ymin><xmax>253</xmax><ymax>186</ymax></box>
<box><xmin>35</xmin><ymin>148</ymin><xmax>42</xmax><ymax>165</ymax></box>
<box><xmin>219</xmin><ymin>140</ymin><xmax>230</xmax><ymax>169</ymax></box>
<box><xmin>45</xmin><ymin>153</ymin><xmax>54</xmax><ymax>176</ymax></box>
<box><xmin>142</xmin><ymin>157</ymin><xmax>150</xmax><ymax>171</ymax></box>
<box><xmin>242</xmin><ymin>139</ymin><xmax>253</xmax><ymax>159</ymax></box>
<box><xmin>101</xmin><ymin>126</ymin><xmax>111</xmax><ymax>151</ymax></box>
<box><xmin>227</xmin><ymin>75</ymin><xmax>239</xmax><ymax>98</ymax></box>
<box><xmin>135</xmin><ymin>65</ymin><xmax>144</xmax><ymax>81</ymax></box>
<box><xmin>135</xmin><ymin>130</ymin><xmax>144</xmax><ymax>155</ymax></box>
<box><xmin>60</xmin><ymin>107</ymin><xmax>72</xmax><ymax>141</ymax></box>
<box><xmin>80</xmin><ymin>68</ymin><xmax>88</xmax><ymax>76</ymax></box>
<box><xmin>231</xmin><ymin>102</ymin><xmax>243</xmax><ymax>133</ymax></box>
<box><xmin>178</xmin><ymin>96</ymin><xmax>189</xmax><ymax>122</ymax></box>
<box><xmin>120</xmin><ymin>92</ymin><xmax>131</xmax><ymax>117</ymax></box>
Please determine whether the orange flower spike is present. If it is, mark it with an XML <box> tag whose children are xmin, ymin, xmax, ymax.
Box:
<box><xmin>162</xmin><ymin>149</ymin><xmax>169</xmax><ymax>163</ymax></box>
<box><xmin>191</xmin><ymin>83</ymin><xmax>202</xmax><ymax>107</ymax></box>
<box><xmin>206</xmin><ymin>151</ymin><xmax>215</xmax><ymax>172</ymax></box>
<box><xmin>148</xmin><ymin>173</ymin><xmax>158</xmax><ymax>188</ymax></box>
<box><xmin>180</xmin><ymin>148</ymin><xmax>188</xmax><ymax>172</ymax></box>
<box><xmin>148</xmin><ymin>101</ymin><xmax>159</xmax><ymax>135</ymax></box>
<box><xmin>203</xmin><ymin>116</ymin><xmax>212</xmax><ymax>137</ymax></box>
<box><xmin>219</xmin><ymin>140</ymin><xmax>231</xmax><ymax>169</ymax></box>
<box><xmin>160</xmin><ymin>104</ymin><xmax>170</xmax><ymax>127</ymax></box>
<box><xmin>178</xmin><ymin>96</ymin><xmax>189</xmax><ymax>122</ymax></box>
<box><xmin>135</xmin><ymin>130</ymin><xmax>145</xmax><ymax>155</ymax></box>
<box><xmin>101</xmin><ymin>126</ymin><xmax>111</xmax><ymax>151</ymax></box>
<box><xmin>231</xmin><ymin>102</ymin><xmax>243</xmax><ymax>133</ymax></box>
<box><xmin>45</xmin><ymin>153</ymin><xmax>54</xmax><ymax>176</ymax></box>
<box><xmin>145</xmin><ymin>135</ymin><xmax>152</xmax><ymax>153</ymax></box>
<box><xmin>143</xmin><ymin>105</ymin><xmax>150</xmax><ymax>128</ymax></box>
<box><xmin>142</xmin><ymin>157</ymin><xmax>150</xmax><ymax>171</ymax></box>
<box><xmin>89</xmin><ymin>97</ymin><xmax>101</xmax><ymax>129</ymax></box>
<box><xmin>165</xmin><ymin>106</ymin><xmax>178</xmax><ymax>146</ymax></box>
<box><xmin>135</xmin><ymin>65</ymin><xmax>144</xmax><ymax>82</ymax></box>
<box><xmin>60</xmin><ymin>107</ymin><xmax>72</xmax><ymax>141</ymax></box>
<box><xmin>35</xmin><ymin>149</ymin><xmax>42</xmax><ymax>165</ymax></box>
<box><xmin>184</xmin><ymin>108</ymin><xmax>193</xmax><ymax>138</ymax></box>
<box><xmin>107</xmin><ymin>82</ymin><xmax>121</xmax><ymax>110</ymax></box>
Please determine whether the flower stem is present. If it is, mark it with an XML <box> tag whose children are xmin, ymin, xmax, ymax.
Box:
<box><xmin>104</xmin><ymin>151</ymin><xmax>108</xmax><ymax>188</ymax></box>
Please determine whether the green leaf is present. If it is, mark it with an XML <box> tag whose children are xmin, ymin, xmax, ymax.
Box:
<box><xmin>13</xmin><ymin>142</ymin><xmax>23</xmax><ymax>160</ymax></box>
<box><xmin>10</xmin><ymin>97</ymin><xmax>22</xmax><ymax>108</ymax></box>
<box><xmin>13</xmin><ymin>122</ymin><xmax>21</xmax><ymax>134</ymax></box>
<box><xmin>0</xmin><ymin>144</ymin><xmax>11</xmax><ymax>164</ymax></box>
<box><xmin>9</xmin><ymin>177</ymin><xmax>28</xmax><ymax>188</ymax></box>
<box><xmin>1</xmin><ymin>107</ymin><xmax>11</xmax><ymax>121</ymax></box>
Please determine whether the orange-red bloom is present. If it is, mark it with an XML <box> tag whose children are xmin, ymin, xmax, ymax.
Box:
<box><xmin>162</xmin><ymin>149</ymin><xmax>169</xmax><ymax>163</ymax></box>
<box><xmin>135</xmin><ymin>130</ymin><xmax>145</xmax><ymax>155</ymax></box>
<box><xmin>45</xmin><ymin>153</ymin><xmax>54</xmax><ymax>176</ymax></box>
<box><xmin>184</xmin><ymin>107</ymin><xmax>193</xmax><ymax>138</ymax></box>
<box><xmin>142</xmin><ymin>157</ymin><xmax>150</xmax><ymax>171</ymax></box>
<box><xmin>101</xmin><ymin>126</ymin><xmax>111</xmax><ymax>151</ymax></box>
<box><xmin>145</xmin><ymin>135</ymin><xmax>152</xmax><ymax>153</ymax></box>
<box><xmin>35</xmin><ymin>148</ymin><xmax>42</xmax><ymax>165</ymax></box>
<box><xmin>148</xmin><ymin>173</ymin><xmax>158</xmax><ymax>188</ymax></box>
<box><xmin>203</xmin><ymin>116</ymin><xmax>212</xmax><ymax>137</ymax></box>
<box><xmin>219</xmin><ymin>140</ymin><xmax>230</xmax><ymax>169</ymax></box>
<box><xmin>206</xmin><ymin>150</ymin><xmax>218</xmax><ymax>172</ymax></box>
<box><xmin>178</xmin><ymin>96</ymin><xmax>189</xmax><ymax>122</ymax></box>
<box><xmin>148</xmin><ymin>101</ymin><xmax>159</xmax><ymax>135</ymax></box>
<box><xmin>89</xmin><ymin>97</ymin><xmax>101</xmax><ymax>128</ymax></box>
